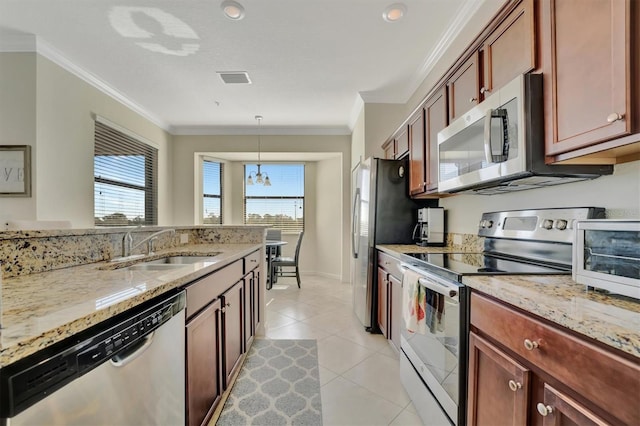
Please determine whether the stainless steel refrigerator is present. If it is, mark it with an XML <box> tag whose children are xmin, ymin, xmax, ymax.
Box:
<box><xmin>351</xmin><ymin>157</ymin><xmax>435</xmax><ymax>331</ymax></box>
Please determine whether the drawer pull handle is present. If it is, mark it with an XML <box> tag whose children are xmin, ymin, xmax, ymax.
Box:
<box><xmin>536</xmin><ymin>403</ymin><xmax>553</xmax><ymax>417</ymax></box>
<box><xmin>508</xmin><ymin>380</ymin><xmax>522</xmax><ymax>392</ymax></box>
<box><xmin>469</xmin><ymin>97</ymin><xmax>477</xmax><ymax>103</ymax></box>
<box><xmin>524</xmin><ymin>339</ymin><xmax>539</xmax><ymax>351</ymax></box>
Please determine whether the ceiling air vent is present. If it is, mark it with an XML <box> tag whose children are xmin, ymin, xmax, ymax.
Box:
<box><xmin>217</xmin><ymin>71</ymin><xmax>252</xmax><ymax>84</ymax></box>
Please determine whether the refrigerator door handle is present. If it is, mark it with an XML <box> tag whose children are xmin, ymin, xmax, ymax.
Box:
<box><xmin>352</xmin><ymin>188</ymin><xmax>360</xmax><ymax>258</ymax></box>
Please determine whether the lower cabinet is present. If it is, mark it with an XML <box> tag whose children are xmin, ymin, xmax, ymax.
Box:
<box><xmin>184</xmin><ymin>249</ymin><xmax>263</xmax><ymax>426</ymax></box>
<box><xmin>186</xmin><ymin>299</ymin><xmax>222</xmax><ymax>426</ymax></box>
<box><xmin>469</xmin><ymin>291</ymin><xmax>640</xmax><ymax>426</ymax></box>
<box><xmin>377</xmin><ymin>251</ymin><xmax>404</xmax><ymax>351</ymax></box>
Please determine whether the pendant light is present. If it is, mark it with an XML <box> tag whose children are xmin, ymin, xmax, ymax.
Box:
<box><xmin>247</xmin><ymin>115</ymin><xmax>271</xmax><ymax>186</ymax></box>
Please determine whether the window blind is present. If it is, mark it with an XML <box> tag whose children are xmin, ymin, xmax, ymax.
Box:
<box><xmin>203</xmin><ymin>160</ymin><xmax>223</xmax><ymax>224</ymax></box>
<box><xmin>244</xmin><ymin>164</ymin><xmax>304</xmax><ymax>233</ymax></box>
<box><xmin>94</xmin><ymin>121</ymin><xmax>158</xmax><ymax>226</ymax></box>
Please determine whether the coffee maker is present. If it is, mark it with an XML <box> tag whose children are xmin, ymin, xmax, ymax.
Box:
<box><xmin>412</xmin><ymin>207</ymin><xmax>445</xmax><ymax>246</ymax></box>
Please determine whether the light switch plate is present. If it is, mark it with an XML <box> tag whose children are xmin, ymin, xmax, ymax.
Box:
<box><xmin>180</xmin><ymin>233</ymin><xmax>189</xmax><ymax>244</ymax></box>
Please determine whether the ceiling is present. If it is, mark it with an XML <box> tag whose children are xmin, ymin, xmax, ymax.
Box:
<box><xmin>0</xmin><ymin>0</ymin><xmax>495</xmax><ymax>135</ymax></box>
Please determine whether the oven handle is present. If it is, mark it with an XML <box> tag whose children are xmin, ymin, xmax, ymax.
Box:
<box><xmin>400</xmin><ymin>263</ymin><xmax>459</xmax><ymax>302</ymax></box>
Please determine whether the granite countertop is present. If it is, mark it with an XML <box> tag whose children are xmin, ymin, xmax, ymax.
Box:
<box><xmin>378</xmin><ymin>244</ymin><xmax>640</xmax><ymax>359</ymax></box>
<box><xmin>0</xmin><ymin>243</ymin><xmax>261</xmax><ymax>367</ymax></box>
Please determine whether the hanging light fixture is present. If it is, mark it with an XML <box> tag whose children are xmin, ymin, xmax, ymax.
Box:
<box><xmin>247</xmin><ymin>115</ymin><xmax>271</xmax><ymax>186</ymax></box>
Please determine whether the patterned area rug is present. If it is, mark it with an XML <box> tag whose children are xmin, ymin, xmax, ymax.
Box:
<box><xmin>216</xmin><ymin>339</ymin><xmax>323</xmax><ymax>426</ymax></box>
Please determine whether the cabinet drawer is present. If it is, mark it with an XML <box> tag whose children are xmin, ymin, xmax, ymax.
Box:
<box><xmin>377</xmin><ymin>251</ymin><xmax>403</xmax><ymax>280</ymax></box>
<box><xmin>244</xmin><ymin>250</ymin><xmax>261</xmax><ymax>272</ymax></box>
<box><xmin>186</xmin><ymin>260</ymin><xmax>243</xmax><ymax>319</ymax></box>
<box><xmin>470</xmin><ymin>292</ymin><xmax>640</xmax><ymax>425</ymax></box>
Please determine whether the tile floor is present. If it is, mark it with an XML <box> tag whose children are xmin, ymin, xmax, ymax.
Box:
<box><xmin>263</xmin><ymin>274</ymin><xmax>423</xmax><ymax>426</ymax></box>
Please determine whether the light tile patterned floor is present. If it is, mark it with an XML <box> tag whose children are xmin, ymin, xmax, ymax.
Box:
<box><xmin>264</xmin><ymin>274</ymin><xmax>423</xmax><ymax>426</ymax></box>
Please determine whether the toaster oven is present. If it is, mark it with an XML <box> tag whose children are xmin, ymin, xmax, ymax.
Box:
<box><xmin>573</xmin><ymin>220</ymin><xmax>640</xmax><ymax>300</ymax></box>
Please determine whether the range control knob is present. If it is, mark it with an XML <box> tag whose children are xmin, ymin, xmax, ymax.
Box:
<box><xmin>554</xmin><ymin>219</ymin><xmax>568</xmax><ymax>230</ymax></box>
<box><xmin>541</xmin><ymin>219</ymin><xmax>554</xmax><ymax>230</ymax></box>
<box><xmin>480</xmin><ymin>220</ymin><xmax>494</xmax><ymax>229</ymax></box>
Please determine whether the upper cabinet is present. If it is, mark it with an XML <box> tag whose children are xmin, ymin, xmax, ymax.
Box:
<box><xmin>481</xmin><ymin>0</ymin><xmax>535</xmax><ymax>96</ymax></box>
<box><xmin>542</xmin><ymin>0</ymin><xmax>638</xmax><ymax>161</ymax></box>
<box><xmin>383</xmin><ymin>127</ymin><xmax>409</xmax><ymax>160</ymax></box>
<box><xmin>447</xmin><ymin>51</ymin><xmax>480</xmax><ymax>122</ymax></box>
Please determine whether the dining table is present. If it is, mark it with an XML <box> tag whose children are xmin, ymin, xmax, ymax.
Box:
<box><xmin>265</xmin><ymin>240</ymin><xmax>287</xmax><ymax>290</ymax></box>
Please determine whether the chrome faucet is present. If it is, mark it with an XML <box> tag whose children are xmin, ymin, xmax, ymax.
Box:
<box><xmin>122</xmin><ymin>229</ymin><xmax>176</xmax><ymax>257</ymax></box>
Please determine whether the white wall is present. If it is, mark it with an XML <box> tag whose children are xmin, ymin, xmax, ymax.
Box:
<box><xmin>351</xmin><ymin>104</ymin><xmax>365</xmax><ymax>170</ymax></box>
<box><xmin>0</xmin><ymin>52</ymin><xmax>174</xmax><ymax>227</ymax></box>
<box><xmin>0</xmin><ymin>53</ymin><xmax>37</xmax><ymax>222</ymax></box>
<box><xmin>315</xmin><ymin>156</ymin><xmax>343</xmax><ymax>280</ymax></box>
<box><xmin>441</xmin><ymin>160</ymin><xmax>640</xmax><ymax>234</ymax></box>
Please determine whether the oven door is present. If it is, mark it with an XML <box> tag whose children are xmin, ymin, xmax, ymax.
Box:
<box><xmin>399</xmin><ymin>265</ymin><xmax>465</xmax><ymax>425</ymax></box>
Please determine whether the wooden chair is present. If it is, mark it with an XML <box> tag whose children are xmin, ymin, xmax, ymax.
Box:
<box><xmin>271</xmin><ymin>231</ymin><xmax>304</xmax><ymax>288</ymax></box>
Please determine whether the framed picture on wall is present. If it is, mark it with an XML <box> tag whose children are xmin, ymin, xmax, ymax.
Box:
<box><xmin>0</xmin><ymin>145</ymin><xmax>31</xmax><ymax>197</ymax></box>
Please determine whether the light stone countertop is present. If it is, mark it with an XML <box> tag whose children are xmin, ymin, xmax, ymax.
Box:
<box><xmin>378</xmin><ymin>244</ymin><xmax>640</xmax><ymax>359</ymax></box>
<box><xmin>0</xmin><ymin>243</ymin><xmax>261</xmax><ymax>367</ymax></box>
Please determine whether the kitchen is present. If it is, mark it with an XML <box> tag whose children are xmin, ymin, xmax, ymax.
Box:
<box><xmin>1</xmin><ymin>0</ymin><xmax>639</xmax><ymax>425</ymax></box>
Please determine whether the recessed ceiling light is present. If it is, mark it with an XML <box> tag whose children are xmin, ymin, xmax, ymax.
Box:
<box><xmin>383</xmin><ymin>3</ymin><xmax>407</xmax><ymax>22</ymax></box>
<box><xmin>221</xmin><ymin>0</ymin><xmax>245</xmax><ymax>20</ymax></box>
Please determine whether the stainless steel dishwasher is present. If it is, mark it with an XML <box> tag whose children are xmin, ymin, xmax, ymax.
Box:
<box><xmin>0</xmin><ymin>291</ymin><xmax>186</xmax><ymax>426</ymax></box>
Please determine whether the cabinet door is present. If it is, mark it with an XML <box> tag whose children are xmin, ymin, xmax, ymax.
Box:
<box><xmin>243</xmin><ymin>273</ymin><xmax>254</xmax><ymax>351</ymax></box>
<box><xmin>542</xmin><ymin>0</ymin><xmax>631</xmax><ymax>156</ymax></box>
<box><xmin>408</xmin><ymin>111</ymin><xmax>426</xmax><ymax>196</ymax></box>
<box><xmin>468</xmin><ymin>332</ymin><xmax>531</xmax><ymax>426</ymax></box>
<box><xmin>396</xmin><ymin>127</ymin><xmax>409</xmax><ymax>159</ymax></box>
<box><xmin>253</xmin><ymin>270</ymin><xmax>261</xmax><ymax>332</ymax></box>
<box><xmin>377</xmin><ymin>267</ymin><xmax>389</xmax><ymax>338</ymax></box>
<box><xmin>389</xmin><ymin>274</ymin><xmax>402</xmax><ymax>351</ymax></box>
<box><xmin>482</xmin><ymin>0</ymin><xmax>535</xmax><ymax>95</ymax></box>
<box><xmin>222</xmin><ymin>281</ymin><xmax>243</xmax><ymax>387</ymax></box>
<box><xmin>447</xmin><ymin>51</ymin><xmax>480</xmax><ymax>122</ymax></box>
<box><xmin>186</xmin><ymin>299</ymin><xmax>222</xmax><ymax>426</ymax></box>
<box><xmin>536</xmin><ymin>384</ymin><xmax>610</xmax><ymax>426</ymax></box>
<box><xmin>383</xmin><ymin>140</ymin><xmax>395</xmax><ymax>159</ymax></box>
<box><xmin>425</xmin><ymin>87</ymin><xmax>448</xmax><ymax>192</ymax></box>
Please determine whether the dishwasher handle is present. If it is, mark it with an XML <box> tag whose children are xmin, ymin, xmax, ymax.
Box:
<box><xmin>110</xmin><ymin>331</ymin><xmax>155</xmax><ymax>368</ymax></box>
<box><xmin>400</xmin><ymin>263</ymin><xmax>460</xmax><ymax>302</ymax></box>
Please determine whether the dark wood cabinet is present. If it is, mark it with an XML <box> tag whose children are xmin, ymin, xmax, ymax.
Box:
<box><xmin>408</xmin><ymin>110</ymin><xmax>426</xmax><ymax>195</ymax></box>
<box><xmin>447</xmin><ymin>51</ymin><xmax>480</xmax><ymax>122</ymax></box>
<box><xmin>469</xmin><ymin>291</ymin><xmax>640</xmax><ymax>426</ymax></box>
<box><xmin>222</xmin><ymin>281</ymin><xmax>243</xmax><ymax>388</ymax></box>
<box><xmin>395</xmin><ymin>127</ymin><xmax>409</xmax><ymax>159</ymax></box>
<box><xmin>382</xmin><ymin>139</ymin><xmax>395</xmax><ymax>159</ymax></box>
<box><xmin>377</xmin><ymin>267</ymin><xmax>389</xmax><ymax>338</ymax></box>
<box><xmin>186</xmin><ymin>299</ymin><xmax>222</xmax><ymax>426</ymax></box>
<box><xmin>482</xmin><ymin>0</ymin><xmax>535</xmax><ymax>97</ymax></box>
<box><xmin>243</xmin><ymin>272</ymin><xmax>254</xmax><ymax>350</ymax></box>
<box><xmin>542</xmin><ymin>0</ymin><xmax>634</xmax><ymax>157</ymax></box>
<box><xmin>467</xmin><ymin>331</ymin><xmax>530</xmax><ymax>426</ymax></box>
<box><xmin>389</xmin><ymin>274</ymin><xmax>402</xmax><ymax>351</ymax></box>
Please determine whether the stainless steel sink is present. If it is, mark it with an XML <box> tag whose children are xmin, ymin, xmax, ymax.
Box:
<box><xmin>141</xmin><ymin>255</ymin><xmax>220</xmax><ymax>265</ymax></box>
<box><xmin>118</xmin><ymin>254</ymin><xmax>221</xmax><ymax>271</ymax></box>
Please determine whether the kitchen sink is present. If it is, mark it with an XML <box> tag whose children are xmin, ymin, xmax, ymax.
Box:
<box><xmin>116</xmin><ymin>254</ymin><xmax>221</xmax><ymax>271</ymax></box>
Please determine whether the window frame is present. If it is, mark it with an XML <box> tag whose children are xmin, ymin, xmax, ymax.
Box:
<box><xmin>202</xmin><ymin>159</ymin><xmax>224</xmax><ymax>224</ymax></box>
<box><xmin>93</xmin><ymin>119</ymin><xmax>158</xmax><ymax>226</ymax></box>
<box><xmin>243</xmin><ymin>163</ymin><xmax>305</xmax><ymax>233</ymax></box>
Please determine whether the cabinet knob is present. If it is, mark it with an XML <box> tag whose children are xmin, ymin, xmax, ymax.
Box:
<box><xmin>226</xmin><ymin>302</ymin><xmax>231</xmax><ymax>307</ymax></box>
<box><xmin>480</xmin><ymin>87</ymin><xmax>489</xmax><ymax>95</ymax></box>
<box><xmin>607</xmin><ymin>113</ymin><xmax>624</xmax><ymax>123</ymax></box>
<box><xmin>469</xmin><ymin>97</ymin><xmax>477</xmax><ymax>103</ymax></box>
<box><xmin>508</xmin><ymin>380</ymin><xmax>522</xmax><ymax>392</ymax></box>
<box><xmin>523</xmin><ymin>339</ymin><xmax>539</xmax><ymax>351</ymax></box>
<box><xmin>536</xmin><ymin>403</ymin><xmax>553</xmax><ymax>417</ymax></box>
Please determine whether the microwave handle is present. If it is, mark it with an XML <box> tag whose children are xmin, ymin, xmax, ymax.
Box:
<box><xmin>483</xmin><ymin>108</ymin><xmax>509</xmax><ymax>164</ymax></box>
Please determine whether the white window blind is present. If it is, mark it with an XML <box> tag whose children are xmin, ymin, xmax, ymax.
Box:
<box><xmin>203</xmin><ymin>160</ymin><xmax>223</xmax><ymax>224</ymax></box>
<box><xmin>94</xmin><ymin>121</ymin><xmax>158</xmax><ymax>226</ymax></box>
<box><xmin>244</xmin><ymin>164</ymin><xmax>304</xmax><ymax>233</ymax></box>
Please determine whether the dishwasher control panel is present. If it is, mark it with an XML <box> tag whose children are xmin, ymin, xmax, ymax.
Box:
<box><xmin>0</xmin><ymin>291</ymin><xmax>185</xmax><ymax>419</ymax></box>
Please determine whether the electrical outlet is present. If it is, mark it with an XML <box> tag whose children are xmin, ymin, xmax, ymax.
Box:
<box><xmin>180</xmin><ymin>233</ymin><xmax>189</xmax><ymax>244</ymax></box>
<box><xmin>453</xmin><ymin>234</ymin><xmax>462</xmax><ymax>246</ymax></box>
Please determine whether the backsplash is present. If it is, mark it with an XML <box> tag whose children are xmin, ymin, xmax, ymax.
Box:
<box><xmin>446</xmin><ymin>233</ymin><xmax>484</xmax><ymax>252</ymax></box>
<box><xmin>0</xmin><ymin>226</ymin><xmax>266</xmax><ymax>278</ymax></box>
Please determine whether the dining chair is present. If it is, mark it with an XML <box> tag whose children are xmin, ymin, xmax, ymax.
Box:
<box><xmin>271</xmin><ymin>231</ymin><xmax>304</xmax><ymax>288</ymax></box>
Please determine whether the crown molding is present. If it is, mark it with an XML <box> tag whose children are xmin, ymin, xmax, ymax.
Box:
<box><xmin>1</xmin><ymin>35</ymin><xmax>171</xmax><ymax>132</ymax></box>
<box><xmin>171</xmin><ymin>125</ymin><xmax>351</xmax><ymax>136</ymax></box>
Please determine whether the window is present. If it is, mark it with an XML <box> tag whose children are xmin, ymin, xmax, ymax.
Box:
<box><xmin>94</xmin><ymin>121</ymin><xmax>157</xmax><ymax>226</ymax></box>
<box><xmin>244</xmin><ymin>164</ymin><xmax>304</xmax><ymax>233</ymax></box>
<box><xmin>203</xmin><ymin>160</ymin><xmax>223</xmax><ymax>224</ymax></box>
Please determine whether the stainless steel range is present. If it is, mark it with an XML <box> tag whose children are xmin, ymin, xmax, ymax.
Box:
<box><xmin>397</xmin><ymin>207</ymin><xmax>605</xmax><ymax>426</ymax></box>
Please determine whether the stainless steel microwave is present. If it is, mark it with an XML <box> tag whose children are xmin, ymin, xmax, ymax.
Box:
<box><xmin>437</xmin><ymin>74</ymin><xmax>612</xmax><ymax>195</ymax></box>
<box><xmin>573</xmin><ymin>220</ymin><xmax>640</xmax><ymax>300</ymax></box>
